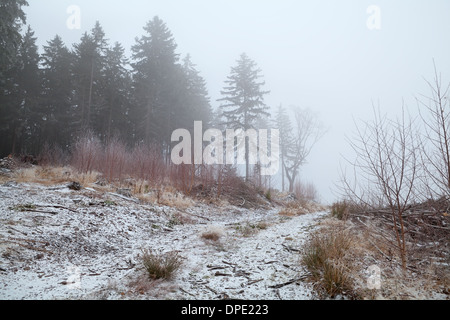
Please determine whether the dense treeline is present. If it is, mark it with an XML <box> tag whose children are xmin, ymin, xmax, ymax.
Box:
<box><xmin>1</xmin><ymin>2</ymin><xmax>325</xmax><ymax>196</ymax></box>
<box><xmin>0</xmin><ymin>2</ymin><xmax>212</xmax><ymax>159</ymax></box>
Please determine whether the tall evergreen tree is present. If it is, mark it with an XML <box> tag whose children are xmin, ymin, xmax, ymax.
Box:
<box><xmin>0</xmin><ymin>0</ymin><xmax>28</xmax><ymax>82</ymax></box>
<box><xmin>100</xmin><ymin>42</ymin><xmax>132</xmax><ymax>143</ymax></box>
<box><xmin>0</xmin><ymin>0</ymin><xmax>29</xmax><ymax>156</ymax></box>
<box><xmin>131</xmin><ymin>16</ymin><xmax>181</xmax><ymax>154</ymax></box>
<box><xmin>72</xmin><ymin>21</ymin><xmax>108</xmax><ymax>131</ymax></box>
<box><xmin>274</xmin><ymin>105</ymin><xmax>294</xmax><ymax>192</ymax></box>
<box><xmin>40</xmin><ymin>35</ymin><xmax>74</xmax><ymax>149</ymax></box>
<box><xmin>218</xmin><ymin>53</ymin><xmax>270</xmax><ymax>180</ymax></box>
<box><xmin>180</xmin><ymin>54</ymin><xmax>212</xmax><ymax>131</ymax></box>
<box><xmin>1</xmin><ymin>26</ymin><xmax>41</xmax><ymax>155</ymax></box>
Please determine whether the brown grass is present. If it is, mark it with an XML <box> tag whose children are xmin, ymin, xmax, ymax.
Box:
<box><xmin>141</xmin><ymin>249</ymin><xmax>182</xmax><ymax>280</ymax></box>
<box><xmin>301</xmin><ymin>220</ymin><xmax>356</xmax><ymax>297</ymax></box>
<box><xmin>278</xmin><ymin>200</ymin><xmax>325</xmax><ymax>216</ymax></box>
<box><xmin>13</xmin><ymin>166</ymin><xmax>99</xmax><ymax>186</ymax></box>
<box><xmin>201</xmin><ymin>226</ymin><xmax>225</xmax><ymax>242</ymax></box>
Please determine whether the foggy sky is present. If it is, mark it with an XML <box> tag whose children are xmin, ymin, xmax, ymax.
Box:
<box><xmin>24</xmin><ymin>0</ymin><xmax>450</xmax><ymax>203</ymax></box>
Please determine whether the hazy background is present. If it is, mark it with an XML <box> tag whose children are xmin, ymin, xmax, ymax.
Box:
<box><xmin>23</xmin><ymin>0</ymin><xmax>450</xmax><ymax>203</ymax></box>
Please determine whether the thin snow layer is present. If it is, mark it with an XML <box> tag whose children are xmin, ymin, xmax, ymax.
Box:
<box><xmin>0</xmin><ymin>182</ymin><xmax>326</xmax><ymax>300</ymax></box>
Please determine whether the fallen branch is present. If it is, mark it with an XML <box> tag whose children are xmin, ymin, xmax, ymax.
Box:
<box><xmin>247</xmin><ymin>279</ymin><xmax>264</xmax><ymax>286</ymax></box>
<box><xmin>205</xmin><ymin>285</ymin><xmax>218</xmax><ymax>295</ymax></box>
<box><xmin>17</xmin><ymin>208</ymin><xmax>58</xmax><ymax>215</ymax></box>
<box><xmin>207</xmin><ymin>265</ymin><xmax>227</xmax><ymax>270</ymax></box>
<box><xmin>35</xmin><ymin>204</ymin><xmax>77</xmax><ymax>213</ymax></box>
<box><xmin>268</xmin><ymin>276</ymin><xmax>307</xmax><ymax>289</ymax></box>
<box><xmin>181</xmin><ymin>210</ymin><xmax>211</xmax><ymax>221</ymax></box>
<box><xmin>107</xmin><ymin>192</ymin><xmax>140</xmax><ymax>204</ymax></box>
<box><xmin>2</xmin><ymin>240</ymin><xmax>53</xmax><ymax>254</ymax></box>
<box><xmin>215</xmin><ymin>271</ymin><xmax>232</xmax><ymax>277</ymax></box>
<box><xmin>179</xmin><ymin>287</ymin><xmax>195</xmax><ymax>297</ymax></box>
<box><xmin>282</xmin><ymin>244</ymin><xmax>300</xmax><ymax>253</ymax></box>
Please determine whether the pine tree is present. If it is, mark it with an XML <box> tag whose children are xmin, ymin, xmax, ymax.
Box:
<box><xmin>131</xmin><ymin>16</ymin><xmax>182</xmax><ymax>156</ymax></box>
<box><xmin>101</xmin><ymin>42</ymin><xmax>132</xmax><ymax>143</ymax></box>
<box><xmin>72</xmin><ymin>21</ymin><xmax>108</xmax><ymax>131</ymax></box>
<box><xmin>0</xmin><ymin>0</ymin><xmax>28</xmax><ymax>82</ymax></box>
<box><xmin>40</xmin><ymin>35</ymin><xmax>74</xmax><ymax>149</ymax></box>
<box><xmin>1</xmin><ymin>26</ymin><xmax>41</xmax><ymax>155</ymax></box>
<box><xmin>0</xmin><ymin>0</ymin><xmax>29</xmax><ymax>156</ymax></box>
<box><xmin>218</xmin><ymin>53</ymin><xmax>270</xmax><ymax>180</ymax></box>
<box><xmin>274</xmin><ymin>105</ymin><xmax>294</xmax><ymax>192</ymax></box>
<box><xmin>180</xmin><ymin>54</ymin><xmax>212</xmax><ymax>131</ymax></box>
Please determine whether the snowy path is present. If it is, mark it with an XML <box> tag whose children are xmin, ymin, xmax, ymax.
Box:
<box><xmin>0</xmin><ymin>182</ymin><xmax>325</xmax><ymax>300</ymax></box>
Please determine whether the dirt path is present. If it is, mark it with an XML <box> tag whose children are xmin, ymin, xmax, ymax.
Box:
<box><xmin>0</xmin><ymin>182</ymin><xmax>325</xmax><ymax>300</ymax></box>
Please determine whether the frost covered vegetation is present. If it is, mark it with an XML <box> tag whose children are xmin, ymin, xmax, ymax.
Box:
<box><xmin>0</xmin><ymin>161</ymin><xmax>448</xmax><ymax>300</ymax></box>
<box><xmin>1</xmin><ymin>1</ymin><xmax>449</xmax><ymax>300</ymax></box>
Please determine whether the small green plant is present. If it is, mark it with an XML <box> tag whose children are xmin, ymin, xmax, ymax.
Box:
<box><xmin>141</xmin><ymin>249</ymin><xmax>182</xmax><ymax>280</ymax></box>
<box><xmin>167</xmin><ymin>214</ymin><xmax>183</xmax><ymax>228</ymax></box>
<box><xmin>265</xmin><ymin>190</ymin><xmax>271</xmax><ymax>201</ymax></box>
<box><xmin>103</xmin><ymin>200</ymin><xmax>116</xmax><ymax>206</ymax></box>
<box><xmin>10</xmin><ymin>203</ymin><xmax>36</xmax><ymax>211</ymax></box>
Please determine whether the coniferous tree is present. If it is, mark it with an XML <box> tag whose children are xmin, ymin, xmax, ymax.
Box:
<box><xmin>0</xmin><ymin>0</ymin><xmax>28</xmax><ymax>82</ymax></box>
<box><xmin>40</xmin><ymin>35</ymin><xmax>74</xmax><ymax>149</ymax></box>
<box><xmin>180</xmin><ymin>54</ymin><xmax>212</xmax><ymax>131</ymax></box>
<box><xmin>0</xmin><ymin>0</ymin><xmax>29</xmax><ymax>156</ymax></box>
<box><xmin>274</xmin><ymin>105</ymin><xmax>294</xmax><ymax>192</ymax></box>
<box><xmin>101</xmin><ymin>42</ymin><xmax>132</xmax><ymax>143</ymax></box>
<box><xmin>3</xmin><ymin>26</ymin><xmax>41</xmax><ymax>155</ymax></box>
<box><xmin>72</xmin><ymin>21</ymin><xmax>108</xmax><ymax>132</ymax></box>
<box><xmin>218</xmin><ymin>53</ymin><xmax>270</xmax><ymax>180</ymax></box>
<box><xmin>131</xmin><ymin>16</ymin><xmax>181</xmax><ymax>155</ymax></box>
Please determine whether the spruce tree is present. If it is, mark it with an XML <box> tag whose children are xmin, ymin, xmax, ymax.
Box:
<box><xmin>40</xmin><ymin>35</ymin><xmax>74</xmax><ymax>149</ymax></box>
<box><xmin>72</xmin><ymin>21</ymin><xmax>108</xmax><ymax>131</ymax></box>
<box><xmin>0</xmin><ymin>0</ymin><xmax>29</xmax><ymax>156</ymax></box>
<box><xmin>101</xmin><ymin>42</ymin><xmax>132</xmax><ymax>143</ymax></box>
<box><xmin>131</xmin><ymin>16</ymin><xmax>182</xmax><ymax>156</ymax></box>
<box><xmin>180</xmin><ymin>54</ymin><xmax>212</xmax><ymax>131</ymax></box>
<box><xmin>218</xmin><ymin>53</ymin><xmax>270</xmax><ymax>180</ymax></box>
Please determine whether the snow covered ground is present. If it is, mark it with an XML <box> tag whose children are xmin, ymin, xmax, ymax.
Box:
<box><xmin>0</xmin><ymin>181</ymin><xmax>326</xmax><ymax>300</ymax></box>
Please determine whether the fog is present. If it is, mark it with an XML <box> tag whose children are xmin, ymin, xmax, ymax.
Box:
<box><xmin>24</xmin><ymin>0</ymin><xmax>450</xmax><ymax>203</ymax></box>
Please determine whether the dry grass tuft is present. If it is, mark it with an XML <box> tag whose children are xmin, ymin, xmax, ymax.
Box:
<box><xmin>278</xmin><ymin>200</ymin><xmax>325</xmax><ymax>216</ymax></box>
<box><xmin>12</xmin><ymin>166</ymin><xmax>100</xmax><ymax>187</ymax></box>
<box><xmin>201</xmin><ymin>226</ymin><xmax>225</xmax><ymax>242</ymax></box>
<box><xmin>141</xmin><ymin>249</ymin><xmax>182</xmax><ymax>280</ymax></box>
<box><xmin>301</xmin><ymin>220</ymin><xmax>356</xmax><ymax>297</ymax></box>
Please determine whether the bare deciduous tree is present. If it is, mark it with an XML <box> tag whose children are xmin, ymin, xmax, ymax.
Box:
<box><xmin>283</xmin><ymin>107</ymin><xmax>325</xmax><ymax>193</ymax></box>
<box><xmin>340</xmin><ymin>106</ymin><xmax>420</xmax><ymax>270</ymax></box>
<box><xmin>417</xmin><ymin>63</ymin><xmax>450</xmax><ymax>198</ymax></box>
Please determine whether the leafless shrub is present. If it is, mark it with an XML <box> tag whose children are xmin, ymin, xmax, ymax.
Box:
<box><xmin>129</xmin><ymin>142</ymin><xmax>166</xmax><ymax>185</ymax></box>
<box><xmin>71</xmin><ymin>130</ymin><xmax>102</xmax><ymax>174</ymax></box>
<box><xmin>38</xmin><ymin>143</ymin><xmax>69</xmax><ymax>167</ymax></box>
<box><xmin>294</xmin><ymin>180</ymin><xmax>319</xmax><ymax>202</ymax></box>
<box><xmin>417</xmin><ymin>63</ymin><xmax>450</xmax><ymax>198</ymax></box>
<box><xmin>339</xmin><ymin>106</ymin><xmax>421</xmax><ymax>270</ymax></box>
<box><xmin>102</xmin><ymin>136</ymin><xmax>128</xmax><ymax>182</ymax></box>
<box><xmin>169</xmin><ymin>163</ymin><xmax>196</xmax><ymax>195</ymax></box>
